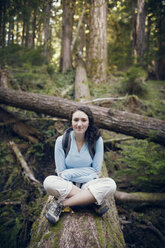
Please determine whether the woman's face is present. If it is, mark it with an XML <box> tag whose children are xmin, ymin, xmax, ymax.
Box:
<box><xmin>72</xmin><ymin>110</ymin><xmax>89</xmax><ymax>135</ymax></box>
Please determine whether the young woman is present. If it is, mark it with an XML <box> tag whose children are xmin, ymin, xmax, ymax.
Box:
<box><xmin>43</xmin><ymin>106</ymin><xmax>116</xmax><ymax>225</ymax></box>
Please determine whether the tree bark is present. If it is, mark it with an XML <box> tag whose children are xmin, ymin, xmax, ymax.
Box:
<box><xmin>43</xmin><ymin>0</ymin><xmax>52</xmax><ymax>59</ymax></box>
<box><xmin>0</xmin><ymin>69</ymin><xmax>8</xmax><ymax>88</ymax></box>
<box><xmin>131</xmin><ymin>0</ymin><xmax>137</xmax><ymax>60</ymax></box>
<box><xmin>88</xmin><ymin>0</ymin><xmax>107</xmax><ymax>84</ymax></box>
<box><xmin>74</xmin><ymin>58</ymin><xmax>91</xmax><ymax>101</ymax></box>
<box><xmin>135</xmin><ymin>0</ymin><xmax>146</xmax><ymax>66</ymax></box>
<box><xmin>60</xmin><ymin>0</ymin><xmax>74</xmax><ymax>73</ymax></box>
<box><xmin>0</xmin><ymin>87</ymin><xmax>165</xmax><ymax>145</ymax></box>
<box><xmin>30</xmin><ymin>163</ymin><xmax>126</xmax><ymax>248</ymax></box>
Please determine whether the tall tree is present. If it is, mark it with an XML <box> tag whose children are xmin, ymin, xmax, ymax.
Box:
<box><xmin>43</xmin><ymin>0</ymin><xmax>53</xmax><ymax>58</ymax></box>
<box><xmin>135</xmin><ymin>0</ymin><xmax>146</xmax><ymax>66</ymax></box>
<box><xmin>60</xmin><ymin>0</ymin><xmax>74</xmax><ymax>73</ymax></box>
<box><xmin>0</xmin><ymin>0</ymin><xmax>7</xmax><ymax>48</ymax></box>
<box><xmin>88</xmin><ymin>0</ymin><xmax>107</xmax><ymax>84</ymax></box>
<box><xmin>131</xmin><ymin>0</ymin><xmax>137</xmax><ymax>59</ymax></box>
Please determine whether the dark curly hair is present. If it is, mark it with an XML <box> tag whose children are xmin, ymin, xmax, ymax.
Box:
<box><xmin>70</xmin><ymin>106</ymin><xmax>101</xmax><ymax>145</ymax></box>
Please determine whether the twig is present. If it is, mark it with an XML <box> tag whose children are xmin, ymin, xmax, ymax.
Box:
<box><xmin>104</xmin><ymin>137</ymin><xmax>133</xmax><ymax>145</ymax></box>
<box><xmin>0</xmin><ymin>201</ymin><xmax>21</xmax><ymax>206</ymax></box>
<box><xmin>84</xmin><ymin>95</ymin><xmax>128</xmax><ymax>104</ymax></box>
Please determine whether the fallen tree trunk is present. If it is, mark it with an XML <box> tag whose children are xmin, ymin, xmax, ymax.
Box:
<box><xmin>0</xmin><ymin>87</ymin><xmax>165</xmax><ymax>145</ymax></box>
<box><xmin>0</xmin><ymin>106</ymin><xmax>41</xmax><ymax>143</ymax></box>
<box><xmin>30</xmin><ymin>163</ymin><xmax>126</xmax><ymax>248</ymax></box>
<box><xmin>115</xmin><ymin>191</ymin><xmax>165</xmax><ymax>206</ymax></box>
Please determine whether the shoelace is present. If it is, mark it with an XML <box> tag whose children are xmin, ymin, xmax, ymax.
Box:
<box><xmin>49</xmin><ymin>203</ymin><xmax>57</xmax><ymax>212</ymax></box>
<box><xmin>54</xmin><ymin>204</ymin><xmax>63</xmax><ymax>215</ymax></box>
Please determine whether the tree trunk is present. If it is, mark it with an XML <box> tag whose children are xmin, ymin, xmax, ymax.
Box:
<box><xmin>131</xmin><ymin>0</ymin><xmax>137</xmax><ymax>59</ymax></box>
<box><xmin>0</xmin><ymin>69</ymin><xmax>8</xmax><ymax>88</ymax></box>
<box><xmin>135</xmin><ymin>0</ymin><xmax>146</xmax><ymax>66</ymax></box>
<box><xmin>43</xmin><ymin>0</ymin><xmax>52</xmax><ymax>59</ymax></box>
<box><xmin>30</xmin><ymin>163</ymin><xmax>126</xmax><ymax>248</ymax></box>
<box><xmin>21</xmin><ymin>20</ymin><xmax>25</xmax><ymax>46</ymax></box>
<box><xmin>88</xmin><ymin>0</ymin><xmax>107</xmax><ymax>84</ymax></box>
<box><xmin>60</xmin><ymin>0</ymin><xmax>74</xmax><ymax>73</ymax></box>
<box><xmin>0</xmin><ymin>87</ymin><xmax>165</xmax><ymax>145</ymax></box>
<box><xmin>32</xmin><ymin>10</ymin><xmax>37</xmax><ymax>47</ymax></box>
<box><xmin>1</xmin><ymin>0</ymin><xmax>7</xmax><ymax>48</ymax></box>
<box><xmin>74</xmin><ymin>58</ymin><xmax>91</xmax><ymax>101</ymax></box>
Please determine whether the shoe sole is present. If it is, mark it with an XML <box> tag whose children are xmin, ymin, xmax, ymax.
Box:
<box><xmin>45</xmin><ymin>212</ymin><xmax>59</xmax><ymax>225</ymax></box>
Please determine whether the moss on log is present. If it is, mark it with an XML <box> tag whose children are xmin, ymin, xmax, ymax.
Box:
<box><xmin>30</xmin><ymin>164</ymin><xmax>126</xmax><ymax>248</ymax></box>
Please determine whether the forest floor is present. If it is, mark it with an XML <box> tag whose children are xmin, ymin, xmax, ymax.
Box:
<box><xmin>0</xmin><ymin>66</ymin><xmax>165</xmax><ymax>248</ymax></box>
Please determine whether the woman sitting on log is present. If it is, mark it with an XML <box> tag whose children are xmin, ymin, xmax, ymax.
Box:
<box><xmin>43</xmin><ymin>106</ymin><xmax>117</xmax><ymax>225</ymax></box>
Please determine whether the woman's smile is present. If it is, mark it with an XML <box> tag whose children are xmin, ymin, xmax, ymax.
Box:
<box><xmin>72</xmin><ymin>110</ymin><xmax>89</xmax><ymax>135</ymax></box>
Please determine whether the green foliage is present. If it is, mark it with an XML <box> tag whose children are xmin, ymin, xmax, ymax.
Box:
<box><xmin>107</xmin><ymin>1</ymin><xmax>133</xmax><ymax>70</ymax></box>
<box><xmin>0</xmin><ymin>44</ymin><xmax>47</xmax><ymax>67</ymax></box>
<box><xmin>53</xmin><ymin>69</ymin><xmax>75</xmax><ymax>89</ymax></box>
<box><xmin>119</xmin><ymin>66</ymin><xmax>148</xmax><ymax>97</ymax></box>
<box><xmin>0</xmin><ymin>141</ymin><xmax>44</xmax><ymax>248</ymax></box>
<box><xmin>113</xmin><ymin>140</ymin><xmax>165</xmax><ymax>192</ymax></box>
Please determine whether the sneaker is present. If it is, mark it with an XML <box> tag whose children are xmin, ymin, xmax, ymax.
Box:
<box><xmin>93</xmin><ymin>200</ymin><xmax>109</xmax><ymax>216</ymax></box>
<box><xmin>45</xmin><ymin>200</ymin><xmax>64</xmax><ymax>225</ymax></box>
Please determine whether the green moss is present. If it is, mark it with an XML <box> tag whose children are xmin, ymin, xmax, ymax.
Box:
<box><xmin>95</xmin><ymin>217</ymin><xmax>105</xmax><ymax>247</ymax></box>
<box><xmin>147</xmin><ymin>130</ymin><xmax>159</xmax><ymax>141</ymax></box>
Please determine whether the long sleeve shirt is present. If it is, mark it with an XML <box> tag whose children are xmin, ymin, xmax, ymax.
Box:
<box><xmin>55</xmin><ymin>130</ymin><xmax>104</xmax><ymax>183</ymax></box>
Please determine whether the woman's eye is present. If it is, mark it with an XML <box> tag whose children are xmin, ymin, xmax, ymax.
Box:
<box><xmin>73</xmin><ymin>118</ymin><xmax>79</xmax><ymax>122</ymax></box>
<box><xmin>82</xmin><ymin>119</ymin><xmax>87</xmax><ymax>122</ymax></box>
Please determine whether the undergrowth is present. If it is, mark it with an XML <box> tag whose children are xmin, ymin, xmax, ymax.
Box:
<box><xmin>105</xmin><ymin>139</ymin><xmax>165</xmax><ymax>192</ymax></box>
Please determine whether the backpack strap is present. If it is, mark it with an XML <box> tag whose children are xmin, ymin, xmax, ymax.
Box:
<box><xmin>62</xmin><ymin>127</ymin><xmax>97</xmax><ymax>159</ymax></box>
<box><xmin>62</xmin><ymin>127</ymin><xmax>73</xmax><ymax>158</ymax></box>
<box><xmin>88</xmin><ymin>140</ymin><xmax>96</xmax><ymax>159</ymax></box>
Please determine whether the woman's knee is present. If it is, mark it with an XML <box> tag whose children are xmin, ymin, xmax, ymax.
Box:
<box><xmin>43</xmin><ymin>175</ymin><xmax>58</xmax><ymax>193</ymax></box>
<box><xmin>107</xmin><ymin>178</ymin><xmax>117</xmax><ymax>194</ymax></box>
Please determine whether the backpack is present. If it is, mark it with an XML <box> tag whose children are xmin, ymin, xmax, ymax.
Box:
<box><xmin>62</xmin><ymin>127</ymin><xmax>96</xmax><ymax>159</ymax></box>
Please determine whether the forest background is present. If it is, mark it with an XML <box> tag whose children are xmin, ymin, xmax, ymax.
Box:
<box><xmin>0</xmin><ymin>0</ymin><xmax>165</xmax><ymax>247</ymax></box>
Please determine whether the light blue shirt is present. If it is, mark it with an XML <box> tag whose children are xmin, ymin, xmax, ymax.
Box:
<box><xmin>55</xmin><ymin>131</ymin><xmax>104</xmax><ymax>183</ymax></box>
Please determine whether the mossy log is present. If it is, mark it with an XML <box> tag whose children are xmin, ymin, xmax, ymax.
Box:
<box><xmin>0</xmin><ymin>87</ymin><xmax>165</xmax><ymax>145</ymax></box>
<box><xmin>30</xmin><ymin>163</ymin><xmax>126</xmax><ymax>248</ymax></box>
<box><xmin>115</xmin><ymin>191</ymin><xmax>165</xmax><ymax>206</ymax></box>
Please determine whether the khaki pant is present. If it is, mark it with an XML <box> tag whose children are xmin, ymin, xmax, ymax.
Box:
<box><xmin>43</xmin><ymin>175</ymin><xmax>116</xmax><ymax>205</ymax></box>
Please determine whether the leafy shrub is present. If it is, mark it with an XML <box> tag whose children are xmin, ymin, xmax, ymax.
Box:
<box><xmin>120</xmin><ymin>66</ymin><xmax>148</xmax><ymax>97</ymax></box>
<box><xmin>0</xmin><ymin>44</ymin><xmax>47</xmax><ymax>67</ymax></box>
<box><xmin>113</xmin><ymin>140</ymin><xmax>165</xmax><ymax>192</ymax></box>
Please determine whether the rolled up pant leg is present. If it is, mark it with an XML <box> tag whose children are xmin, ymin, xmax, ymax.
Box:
<box><xmin>43</xmin><ymin>175</ymin><xmax>73</xmax><ymax>201</ymax></box>
<box><xmin>81</xmin><ymin>177</ymin><xmax>117</xmax><ymax>205</ymax></box>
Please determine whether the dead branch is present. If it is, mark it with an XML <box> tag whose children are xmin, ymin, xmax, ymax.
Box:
<box><xmin>84</xmin><ymin>96</ymin><xmax>128</xmax><ymax>104</ymax></box>
<box><xmin>0</xmin><ymin>106</ymin><xmax>41</xmax><ymax>143</ymax></box>
<box><xmin>0</xmin><ymin>201</ymin><xmax>21</xmax><ymax>206</ymax></box>
<box><xmin>104</xmin><ymin>137</ymin><xmax>134</xmax><ymax>146</ymax></box>
<box><xmin>71</xmin><ymin>5</ymin><xmax>86</xmax><ymax>51</ymax></box>
<box><xmin>9</xmin><ymin>141</ymin><xmax>41</xmax><ymax>187</ymax></box>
